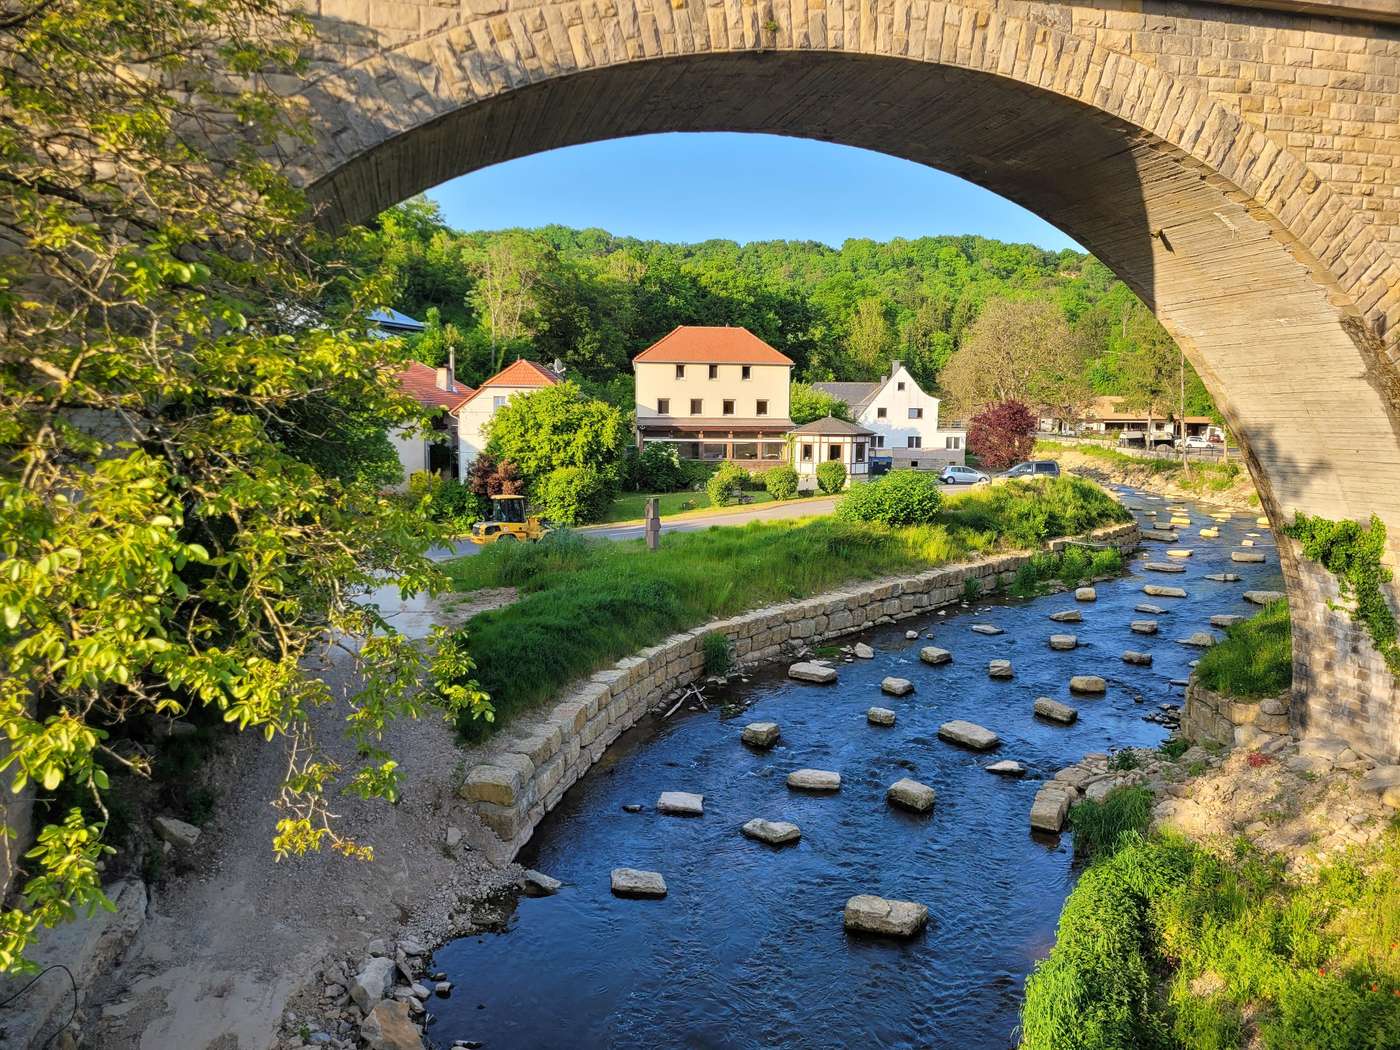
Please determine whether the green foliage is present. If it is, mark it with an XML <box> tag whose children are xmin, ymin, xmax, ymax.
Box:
<box><xmin>1009</xmin><ymin>544</ymin><xmax>1123</xmax><ymax>597</ymax></box>
<box><xmin>0</xmin><ymin>0</ymin><xmax>476</xmax><ymax>972</ymax></box>
<box><xmin>938</xmin><ymin>475</ymin><xmax>1133</xmax><ymax>549</ymax></box>
<box><xmin>437</xmin><ymin>478</ymin><xmax>1130</xmax><ymax>735</ymax></box>
<box><xmin>633</xmin><ymin>443</ymin><xmax>685</xmax><ymax>493</ymax></box>
<box><xmin>484</xmin><ymin>381</ymin><xmax>629</xmax><ymax>499</ymax></box>
<box><xmin>705</xmin><ymin>462</ymin><xmax>751</xmax><ymax>507</ymax></box>
<box><xmin>836</xmin><ymin>470</ymin><xmax>944</xmax><ymax>526</ymax></box>
<box><xmin>815</xmin><ymin>460</ymin><xmax>848</xmax><ymax>495</ymax></box>
<box><xmin>535</xmin><ymin>466</ymin><xmax>612</xmax><ymax>526</ymax></box>
<box><xmin>1284</xmin><ymin>513</ymin><xmax>1400</xmax><ymax>680</ymax></box>
<box><xmin>702</xmin><ymin>633</ymin><xmax>732</xmax><ymax>676</ymax></box>
<box><xmin>1159</xmin><ymin>738</ymin><xmax>1192</xmax><ymax>761</ymax></box>
<box><xmin>1195</xmin><ymin>599</ymin><xmax>1294</xmax><ymax>699</ymax></box>
<box><xmin>789</xmin><ymin>382</ymin><xmax>852</xmax><ymax>425</ymax></box>
<box><xmin>1068</xmin><ymin>786</ymin><xmax>1154</xmax><ymax>858</ymax></box>
<box><xmin>1109</xmin><ymin>750</ymin><xmax>1140</xmax><ymax>772</ymax></box>
<box><xmin>407</xmin><ymin>472</ymin><xmax>481</xmax><ymax>531</ymax></box>
<box><xmin>763</xmin><ymin>465</ymin><xmax>800</xmax><ymax>501</ymax></box>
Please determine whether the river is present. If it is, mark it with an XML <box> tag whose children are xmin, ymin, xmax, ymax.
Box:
<box><xmin>425</xmin><ymin>488</ymin><xmax>1283</xmax><ymax>1050</ymax></box>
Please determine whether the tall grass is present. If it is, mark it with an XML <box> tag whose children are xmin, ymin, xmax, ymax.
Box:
<box><xmin>1068</xmin><ymin>786</ymin><xmax>1154</xmax><ymax>858</ymax></box>
<box><xmin>440</xmin><ymin>477</ymin><xmax>1130</xmax><ymax>738</ymax></box>
<box><xmin>1195</xmin><ymin>599</ymin><xmax>1293</xmax><ymax>698</ymax></box>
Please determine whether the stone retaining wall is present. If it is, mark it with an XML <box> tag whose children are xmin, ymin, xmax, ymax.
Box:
<box><xmin>458</xmin><ymin>522</ymin><xmax>1140</xmax><ymax>859</ymax></box>
<box><xmin>1183</xmin><ymin>678</ymin><xmax>1293</xmax><ymax>748</ymax></box>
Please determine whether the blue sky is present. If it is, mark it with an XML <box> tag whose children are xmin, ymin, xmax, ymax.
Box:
<box><xmin>426</xmin><ymin>132</ymin><xmax>1082</xmax><ymax>251</ymax></box>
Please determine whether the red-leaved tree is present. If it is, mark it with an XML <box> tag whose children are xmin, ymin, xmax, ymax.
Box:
<box><xmin>466</xmin><ymin>454</ymin><xmax>524</xmax><ymax>497</ymax></box>
<box><xmin>968</xmin><ymin>400</ymin><xmax>1038</xmax><ymax>471</ymax></box>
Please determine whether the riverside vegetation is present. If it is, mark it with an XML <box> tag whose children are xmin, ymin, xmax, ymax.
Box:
<box><xmin>1195</xmin><ymin>599</ymin><xmax>1293</xmax><ymax>699</ymax></box>
<box><xmin>435</xmin><ymin>475</ymin><xmax>1131</xmax><ymax>738</ymax></box>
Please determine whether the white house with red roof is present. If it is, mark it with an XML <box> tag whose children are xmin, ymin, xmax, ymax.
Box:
<box><xmin>391</xmin><ymin>360</ymin><xmax>473</xmax><ymax>484</ymax></box>
<box><xmin>633</xmin><ymin>326</ymin><xmax>795</xmax><ymax>463</ymax></box>
<box><xmin>454</xmin><ymin>357</ymin><xmax>564</xmax><ymax>474</ymax></box>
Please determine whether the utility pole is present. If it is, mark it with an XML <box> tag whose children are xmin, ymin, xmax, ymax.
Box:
<box><xmin>1179</xmin><ymin>347</ymin><xmax>1187</xmax><ymax>467</ymax></box>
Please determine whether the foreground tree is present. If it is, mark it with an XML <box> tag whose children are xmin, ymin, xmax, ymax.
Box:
<box><xmin>0</xmin><ymin>0</ymin><xmax>486</xmax><ymax>972</ymax></box>
<box><xmin>967</xmin><ymin>400</ymin><xmax>1038</xmax><ymax>471</ymax></box>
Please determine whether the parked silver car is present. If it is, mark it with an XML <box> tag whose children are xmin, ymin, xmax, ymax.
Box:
<box><xmin>939</xmin><ymin>465</ymin><xmax>990</xmax><ymax>485</ymax></box>
<box><xmin>1000</xmin><ymin>459</ymin><xmax>1061</xmax><ymax>479</ymax></box>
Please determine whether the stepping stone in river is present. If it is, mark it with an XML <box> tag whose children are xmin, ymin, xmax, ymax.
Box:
<box><xmin>853</xmin><ymin>642</ymin><xmax>875</xmax><ymax>659</ymax></box>
<box><xmin>1178</xmin><ymin>631</ymin><xmax>1217</xmax><ymax>648</ymax></box>
<box><xmin>1049</xmin><ymin>610</ymin><xmax>1083</xmax><ymax>623</ymax></box>
<box><xmin>938</xmin><ymin>720</ymin><xmax>1000</xmax><ymax>750</ymax></box>
<box><xmin>1030</xmin><ymin>786</ymin><xmax>1073</xmax><ymax>832</ymax></box>
<box><xmin>1144</xmin><ymin>562</ymin><xmax>1186</xmax><ymax>573</ymax></box>
<box><xmin>1241</xmin><ymin>538</ymin><xmax>1256</xmax><ymax>547</ymax></box>
<box><xmin>971</xmin><ymin>624</ymin><xmax>1003</xmax><ymax>635</ymax></box>
<box><xmin>1049</xmin><ymin>634</ymin><xmax>1078</xmax><ymax>650</ymax></box>
<box><xmin>1033</xmin><ymin>697</ymin><xmax>1078</xmax><ymax>724</ymax></box>
<box><xmin>656</xmin><ymin>791</ymin><xmax>704</xmax><ymax>817</ymax></box>
<box><xmin>611</xmin><ymin>868</ymin><xmax>667</xmax><ymax>898</ymax></box>
<box><xmin>1142</xmin><ymin>529</ymin><xmax>1179</xmax><ymax>541</ymax></box>
<box><xmin>843</xmin><ymin>895</ymin><xmax>929</xmax><ymax>938</ymax></box>
<box><xmin>1069</xmin><ymin>675</ymin><xmax>1108</xmax><ymax>694</ymax></box>
<box><xmin>1165</xmin><ymin>549</ymin><xmax>1193</xmax><ymax>558</ymax></box>
<box><xmin>741</xmin><ymin>819</ymin><xmax>801</xmax><ymax>846</ymax></box>
<box><xmin>741</xmin><ymin>722</ymin><xmax>780</xmax><ymax>749</ymax></box>
<box><xmin>1232</xmin><ymin>551</ymin><xmax>1267</xmax><ymax>563</ymax></box>
<box><xmin>1136</xmin><ymin>603</ymin><xmax>1166</xmax><ymax>615</ymax></box>
<box><xmin>1130</xmin><ymin>620</ymin><xmax>1158</xmax><ymax>634</ymax></box>
<box><xmin>1211</xmin><ymin>614</ymin><xmax>1244</xmax><ymax>628</ymax></box>
<box><xmin>1122</xmin><ymin>650</ymin><xmax>1153</xmax><ymax>666</ymax></box>
<box><xmin>881</xmin><ymin>677</ymin><xmax>914</xmax><ymax>697</ymax></box>
<box><xmin>886</xmin><ymin>778</ymin><xmax>937</xmax><ymax>813</ymax></box>
<box><xmin>867</xmin><ymin>707</ymin><xmax>896</xmax><ymax>727</ymax></box>
<box><xmin>987</xmin><ymin>659</ymin><xmax>1014</xmax><ymax>679</ymax></box>
<box><xmin>905</xmin><ymin>630</ymin><xmax>919</xmax><ymax>640</ymax></box>
<box><xmin>919</xmin><ymin>646</ymin><xmax>952</xmax><ymax>665</ymax></box>
<box><xmin>1200</xmin><ymin>527</ymin><xmax>1220</xmax><ymax>538</ymax></box>
<box><xmin>1075</xmin><ymin>586</ymin><xmax>1097</xmax><ymax>602</ymax></box>
<box><xmin>1205</xmin><ymin>573</ymin><xmax>1242</xmax><ymax>582</ymax></box>
<box><xmin>788</xmin><ymin>661</ymin><xmax>837</xmax><ymax>684</ymax></box>
<box><xmin>1245</xmin><ymin>590</ymin><xmax>1285</xmax><ymax>605</ymax></box>
<box><xmin>787</xmin><ymin>768</ymin><xmax>841</xmax><ymax>792</ymax></box>
<box><xmin>523</xmin><ymin>869</ymin><xmax>562</xmax><ymax>896</ymax></box>
<box><xmin>1144</xmin><ymin>584</ymin><xmax>1188</xmax><ymax>598</ymax></box>
<box><xmin>986</xmin><ymin>760</ymin><xmax>1026</xmax><ymax>776</ymax></box>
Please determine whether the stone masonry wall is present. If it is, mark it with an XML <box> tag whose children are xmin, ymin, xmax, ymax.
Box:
<box><xmin>458</xmin><ymin>522</ymin><xmax>1140</xmax><ymax>859</ymax></box>
<box><xmin>1183</xmin><ymin>678</ymin><xmax>1292</xmax><ymax>747</ymax></box>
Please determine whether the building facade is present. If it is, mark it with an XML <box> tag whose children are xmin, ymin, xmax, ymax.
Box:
<box><xmin>813</xmin><ymin>362</ymin><xmax>965</xmax><ymax>469</ymax></box>
<box><xmin>633</xmin><ymin>326</ymin><xmax>795</xmax><ymax>463</ymax></box>
<box><xmin>454</xmin><ymin>358</ymin><xmax>564</xmax><ymax>474</ymax></box>
<box><xmin>391</xmin><ymin>361</ymin><xmax>471</xmax><ymax>486</ymax></box>
<box><xmin>790</xmin><ymin>416</ymin><xmax>874</xmax><ymax>490</ymax></box>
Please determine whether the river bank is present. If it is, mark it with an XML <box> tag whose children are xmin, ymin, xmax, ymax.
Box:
<box><xmin>1037</xmin><ymin>440</ymin><xmax>1261</xmax><ymax>513</ymax></box>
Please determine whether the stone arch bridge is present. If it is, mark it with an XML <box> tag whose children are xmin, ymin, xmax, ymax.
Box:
<box><xmin>278</xmin><ymin>0</ymin><xmax>1400</xmax><ymax>759</ymax></box>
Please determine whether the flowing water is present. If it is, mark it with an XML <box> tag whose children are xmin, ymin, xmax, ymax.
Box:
<box><xmin>427</xmin><ymin>489</ymin><xmax>1283</xmax><ymax>1050</ymax></box>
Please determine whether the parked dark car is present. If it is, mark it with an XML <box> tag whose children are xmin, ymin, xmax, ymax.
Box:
<box><xmin>1000</xmin><ymin>459</ymin><xmax>1060</xmax><ymax>479</ymax></box>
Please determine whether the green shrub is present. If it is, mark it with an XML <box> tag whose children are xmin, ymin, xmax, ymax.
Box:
<box><xmin>534</xmin><ymin>465</ymin><xmax>613</xmax><ymax>525</ymax></box>
<box><xmin>678</xmin><ymin>458</ymin><xmax>718</xmax><ymax>490</ymax></box>
<box><xmin>407</xmin><ymin>471</ymin><xmax>481</xmax><ymax>531</ymax></box>
<box><xmin>1009</xmin><ymin>545</ymin><xmax>1124</xmax><ymax>597</ymax></box>
<box><xmin>634</xmin><ymin>443</ymin><xmax>685</xmax><ymax>492</ymax></box>
<box><xmin>763</xmin><ymin>465</ymin><xmax>799</xmax><ymax>500</ymax></box>
<box><xmin>815</xmin><ymin>459</ymin><xmax>847</xmax><ymax>494</ymax></box>
<box><xmin>1195</xmin><ymin>598</ymin><xmax>1292</xmax><ymax>698</ymax></box>
<box><xmin>1159</xmin><ymin>738</ymin><xmax>1191</xmax><ymax>760</ymax></box>
<box><xmin>705</xmin><ymin>462</ymin><xmax>750</xmax><ymax>507</ymax></box>
<box><xmin>835</xmin><ymin>469</ymin><xmax>943</xmax><ymax>526</ymax></box>
<box><xmin>702</xmin><ymin>632</ymin><xmax>732</xmax><ymax>675</ymax></box>
<box><xmin>1069</xmin><ymin>786</ymin><xmax>1153</xmax><ymax>858</ymax></box>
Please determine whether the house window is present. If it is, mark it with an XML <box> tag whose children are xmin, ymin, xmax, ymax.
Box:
<box><xmin>722</xmin><ymin>399</ymin><xmax>735</xmax><ymax>416</ymax></box>
<box><xmin>875</xmin><ymin>435</ymin><xmax>885</xmax><ymax>449</ymax></box>
<box><xmin>877</xmin><ymin>407</ymin><xmax>887</xmax><ymax>419</ymax></box>
<box><xmin>741</xmin><ymin>366</ymin><xmax>751</xmax><ymax>380</ymax></box>
<box><xmin>908</xmin><ymin>436</ymin><xmax>922</xmax><ymax>449</ymax></box>
<box><xmin>492</xmin><ymin>395</ymin><xmax>507</xmax><ymax>410</ymax></box>
<box><xmin>897</xmin><ymin>381</ymin><xmax>905</xmax><ymax>391</ymax></box>
<box><xmin>909</xmin><ymin>407</ymin><xmax>923</xmax><ymax>419</ymax></box>
<box><xmin>945</xmin><ymin>435</ymin><xmax>962</xmax><ymax>450</ymax></box>
<box><xmin>708</xmin><ymin>364</ymin><xmax>718</xmax><ymax>380</ymax></box>
<box><xmin>854</xmin><ymin>442</ymin><xmax>866</xmax><ymax>463</ymax></box>
<box><xmin>690</xmin><ymin>398</ymin><xmax>703</xmax><ymax>415</ymax></box>
<box><xmin>828</xmin><ymin>444</ymin><xmax>842</xmax><ymax>461</ymax></box>
<box><xmin>801</xmin><ymin>443</ymin><xmax>813</xmax><ymax>462</ymax></box>
<box><xmin>675</xmin><ymin>364</ymin><xmax>685</xmax><ymax>380</ymax></box>
<box><xmin>657</xmin><ymin>398</ymin><xmax>670</xmax><ymax>415</ymax></box>
<box><xmin>756</xmin><ymin>399</ymin><xmax>768</xmax><ymax>416</ymax></box>
<box><xmin>910</xmin><ymin>460</ymin><xmax>919</xmax><ymax>469</ymax></box>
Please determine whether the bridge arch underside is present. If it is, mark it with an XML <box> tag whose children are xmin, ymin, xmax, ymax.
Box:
<box><xmin>306</xmin><ymin>51</ymin><xmax>1400</xmax><ymax>760</ymax></box>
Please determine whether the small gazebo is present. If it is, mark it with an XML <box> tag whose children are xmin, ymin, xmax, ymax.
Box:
<box><xmin>789</xmin><ymin>415</ymin><xmax>874</xmax><ymax>490</ymax></box>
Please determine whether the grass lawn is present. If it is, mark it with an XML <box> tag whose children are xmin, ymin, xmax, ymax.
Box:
<box><xmin>1195</xmin><ymin>598</ymin><xmax>1292</xmax><ymax>698</ymax></box>
<box><xmin>437</xmin><ymin>476</ymin><xmax>1131</xmax><ymax>739</ymax></box>
<box><xmin>1036</xmin><ymin>438</ymin><xmax>1249</xmax><ymax>497</ymax></box>
<box><xmin>599</xmin><ymin>488</ymin><xmax>777</xmax><ymax>523</ymax></box>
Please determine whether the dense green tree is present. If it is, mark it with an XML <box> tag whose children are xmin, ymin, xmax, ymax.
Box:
<box><xmin>789</xmin><ymin>383</ymin><xmax>852</xmax><ymax>425</ymax></box>
<box><xmin>484</xmin><ymin>383</ymin><xmax>630</xmax><ymax>501</ymax></box>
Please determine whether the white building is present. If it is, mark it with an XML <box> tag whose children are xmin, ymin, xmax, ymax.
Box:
<box><xmin>813</xmin><ymin>361</ymin><xmax>965</xmax><ymax>469</ymax></box>
<box><xmin>454</xmin><ymin>358</ymin><xmax>564</xmax><ymax>474</ymax></box>
<box><xmin>391</xmin><ymin>361</ymin><xmax>471</xmax><ymax>485</ymax></box>
<box><xmin>790</xmin><ymin>416</ymin><xmax>874</xmax><ymax>490</ymax></box>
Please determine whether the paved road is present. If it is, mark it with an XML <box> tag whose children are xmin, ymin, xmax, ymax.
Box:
<box><xmin>429</xmin><ymin>481</ymin><xmax>986</xmax><ymax>560</ymax></box>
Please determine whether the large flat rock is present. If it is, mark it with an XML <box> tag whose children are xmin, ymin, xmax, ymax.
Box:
<box><xmin>1210</xmin><ymin>614</ymin><xmax>1244</xmax><ymax>628</ymax></box>
<box><xmin>1177</xmin><ymin>631</ymin><xmax>1216</xmax><ymax>648</ymax></box>
<box><xmin>741</xmin><ymin>818</ymin><xmax>801</xmax><ymax>846</ymax></box>
<box><xmin>788</xmin><ymin>661</ymin><xmax>837</xmax><ymax>683</ymax></box>
<box><xmin>987</xmin><ymin>659</ymin><xmax>1014</xmax><ymax>679</ymax></box>
<box><xmin>886</xmin><ymin>778</ymin><xmax>936</xmax><ymax>812</ymax></box>
<box><xmin>938</xmin><ymin>720</ymin><xmax>999</xmax><ymax>750</ymax></box>
<box><xmin>741</xmin><ymin>722</ymin><xmax>780</xmax><ymax>748</ymax></box>
<box><xmin>1205</xmin><ymin>573</ymin><xmax>1242</xmax><ymax>582</ymax></box>
<box><xmin>1244</xmin><ymin>590</ymin><xmax>1285</xmax><ymax>605</ymax></box>
<box><xmin>360</xmin><ymin>999</ymin><xmax>426</xmax><ymax>1050</ymax></box>
<box><xmin>1033</xmin><ymin>697</ymin><xmax>1078</xmax><ymax>724</ymax></box>
<box><xmin>919</xmin><ymin>646</ymin><xmax>952</xmax><ymax>665</ymax></box>
<box><xmin>1075</xmin><ymin>586</ymin><xmax>1097</xmax><ymax>602</ymax></box>
<box><xmin>867</xmin><ymin>707</ymin><xmax>896</xmax><ymax>726</ymax></box>
<box><xmin>1069</xmin><ymin>675</ymin><xmax>1107</xmax><ymax>694</ymax></box>
<box><xmin>881</xmin><ymin>676</ymin><xmax>915</xmax><ymax>696</ymax></box>
<box><xmin>985</xmin><ymin>760</ymin><xmax>1026</xmax><ymax>776</ymax></box>
<box><xmin>843</xmin><ymin>895</ymin><xmax>929</xmax><ymax>938</ymax></box>
<box><xmin>1049</xmin><ymin>634</ymin><xmax>1078</xmax><ymax>650</ymax></box>
<box><xmin>787</xmin><ymin>768</ymin><xmax>841</xmax><ymax>792</ymax></box>
<box><xmin>656</xmin><ymin>791</ymin><xmax>704</xmax><ymax>816</ymax></box>
<box><xmin>1130</xmin><ymin>620</ymin><xmax>1158</xmax><ymax>634</ymax></box>
<box><xmin>971</xmin><ymin>623</ymin><xmax>1004</xmax><ymax>635</ymax></box>
<box><xmin>1143</xmin><ymin>584</ymin><xmax>1187</xmax><ymax>598</ymax></box>
<box><xmin>1135</xmin><ymin>603</ymin><xmax>1166</xmax><ymax>614</ymax></box>
<box><xmin>1144</xmin><ymin>561</ymin><xmax>1186</xmax><ymax>573</ymax></box>
<box><xmin>1048</xmin><ymin>610</ymin><xmax>1083</xmax><ymax>623</ymax></box>
<box><xmin>1141</xmin><ymin>529</ymin><xmax>1179</xmax><ymax>541</ymax></box>
<box><xmin>611</xmin><ymin>868</ymin><xmax>668</xmax><ymax>898</ymax></box>
<box><xmin>1122</xmin><ymin>650</ymin><xmax>1153</xmax><ymax>666</ymax></box>
<box><xmin>1231</xmin><ymin>551</ymin><xmax>1267</xmax><ymax>563</ymax></box>
<box><xmin>1029</xmin><ymin>788</ymin><xmax>1072</xmax><ymax>832</ymax></box>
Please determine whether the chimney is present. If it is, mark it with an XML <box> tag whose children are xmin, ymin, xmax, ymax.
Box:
<box><xmin>435</xmin><ymin>366</ymin><xmax>453</xmax><ymax>392</ymax></box>
<box><xmin>890</xmin><ymin>360</ymin><xmax>902</xmax><ymax>379</ymax></box>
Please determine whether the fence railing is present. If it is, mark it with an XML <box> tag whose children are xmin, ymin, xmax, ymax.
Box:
<box><xmin>1038</xmin><ymin>433</ymin><xmax>1239</xmax><ymax>464</ymax></box>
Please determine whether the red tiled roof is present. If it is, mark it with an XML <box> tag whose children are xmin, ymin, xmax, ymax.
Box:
<box><xmin>456</xmin><ymin>358</ymin><xmax>563</xmax><ymax>406</ymax></box>
<box><xmin>633</xmin><ymin>326</ymin><xmax>795</xmax><ymax>366</ymax></box>
<box><xmin>395</xmin><ymin>361</ymin><xmax>473</xmax><ymax>413</ymax></box>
